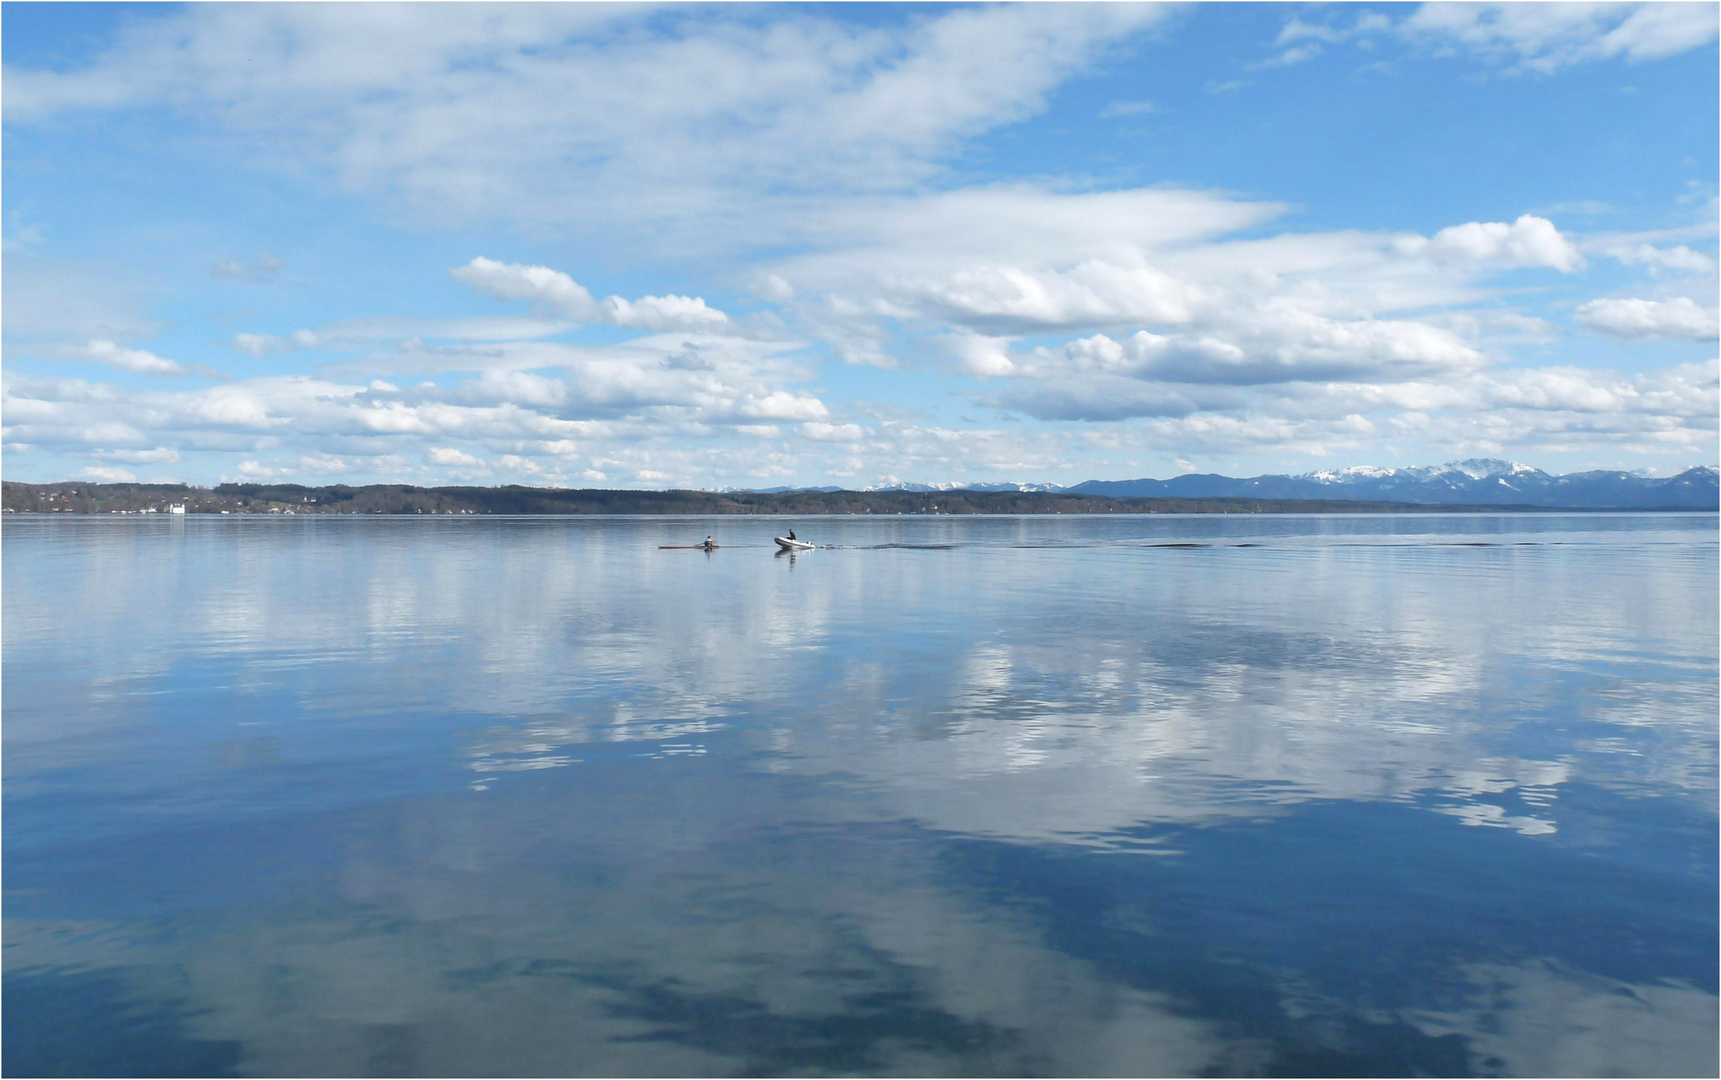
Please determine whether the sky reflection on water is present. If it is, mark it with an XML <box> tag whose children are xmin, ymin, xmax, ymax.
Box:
<box><xmin>4</xmin><ymin>514</ymin><xmax>1716</xmax><ymax>1077</ymax></box>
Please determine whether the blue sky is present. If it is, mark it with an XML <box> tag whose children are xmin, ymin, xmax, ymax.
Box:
<box><xmin>3</xmin><ymin>2</ymin><xmax>1717</xmax><ymax>489</ymax></box>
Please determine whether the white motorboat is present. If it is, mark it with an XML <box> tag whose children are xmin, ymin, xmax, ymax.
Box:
<box><xmin>774</xmin><ymin>536</ymin><xmax>814</xmax><ymax>551</ymax></box>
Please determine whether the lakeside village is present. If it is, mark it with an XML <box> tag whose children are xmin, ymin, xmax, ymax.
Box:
<box><xmin>4</xmin><ymin>483</ymin><xmax>488</xmax><ymax>516</ymax></box>
<box><xmin>3</xmin><ymin>482</ymin><xmax>1014</xmax><ymax>516</ymax></box>
<box><xmin>8</xmin><ymin>503</ymin><xmax>479</xmax><ymax>515</ymax></box>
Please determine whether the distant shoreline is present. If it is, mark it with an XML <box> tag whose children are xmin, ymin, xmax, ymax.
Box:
<box><xmin>4</xmin><ymin>481</ymin><xmax>1714</xmax><ymax>516</ymax></box>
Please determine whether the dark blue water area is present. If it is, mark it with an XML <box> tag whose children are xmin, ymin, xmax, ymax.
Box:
<box><xmin>4</xmin><ymin>514</ymin><xmax>1717</xmax><ymax>1076</ymax></box>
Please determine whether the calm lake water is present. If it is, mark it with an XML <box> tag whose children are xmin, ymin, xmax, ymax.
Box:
<box><xmin>4</xmin><ymin>513</ymin><xmax>1716</xmax><ymax>1077</ymax></box>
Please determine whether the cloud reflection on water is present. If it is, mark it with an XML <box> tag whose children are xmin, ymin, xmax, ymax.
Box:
<box><xmin>3</xmin><ymin>515</ymin><xmax>1715</xmax><ymax>1076</ymax></box>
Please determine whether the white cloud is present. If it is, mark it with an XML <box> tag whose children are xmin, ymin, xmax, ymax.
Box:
<box><xmin>1031</xmin><ymin>314</ymin><xmax>1483</xmax><ymax>390</ymax></box>
<box><xmin>311</xmin><ymin>316</ymin><xmax>579</xmax><ymax>347</ymax></box>
<box><xmin>1397</xmin><ymin>215</ymin><xmax>1584</xmax><ymax>272</ymax></box>
<box><xmin>785</xmin><ymin>186</ymin><xmax>1284</xmax><ymax>280</ymax></box>
<box><xmin>1424</xmin><ymin>310</ymin><xmax>1558</xmax><ymax>340</ymax></box>
<box><xmin>737</xmin><ymin>391</ymin><xmax>829</xmax><ymax>422</ymax></box>
<box><xmin>85</xmin><ymin>339</ymin><xmax>186</xmax><ymax>376</ymax></box>
<box><xmin>97</xmin><ymin>447</ymin><xmax>180</xmax><ymax>464</ymax></box>
<box><xmin>452</xmin><ymin>257</ymin><xmax>728</xmax><ymax>331</ymax></box>
<box><xmin>2</xmin><ymin>5</ymin><xmax>1170</xmax><ymax>243</ymax></box>
<box><xmin>799</xmin><ymin>422</ymin><xmax>867</xmax><ymax>442</ymax></box>
<box><xmin>997</xmin><ymin>379</ymin><xmax>1207</xmax><ymax>423</ymax></box>
<box><xmin>451</xmin><ymin>258</ymin><xmax>598</xmax><ymax>317</ymax></box>
<box><xmin>232</xmin><ymin>329</ymin><xmax>323</xmax><ymax>357</ymax></box>
<box><xmin>79</xmin><ymin>465</ymin><xmax>137</xmax><ymax>482</ymax></box>
<box><xmin>912</xmin><ymin>260</ymin><xmax>1207</xmax><ymax>333</ymax></box>
<box><xmin>1277</xmin><ymin>12</ymin><xmax>1391</xmax><ymax>47</ymax></box>
<box><xmin>926</xmin><ymin>300</ymin><xmax>1489</xmax><ymax>423</ymax></box>
<box><xmin>9</xmin><ymin>350</ymin><xmax>1712</xmax><ymax>487</ymax></box>
<box><xmin>1401</xmin><ymin>3</ymin><xmax>1720</xmax><ymax>72</ymax></box>
<box><xmin>1606</xmin><ymin>244</ymin><xmax>1716</xmax><ymax>274</ymax></box>
<box><xmin>1268</xmin><ymin>5</ymin><xmax>1717</xmax><ymax>75</ymax></box>
<box><xmin>427</xmin><ymin>447</ymin><xmax>483</xmax><ymax>467</ymax></box>
<box><xmin>599</xmin><ymin>293</ymin><xmax>728</xmax><ymax>332</ymax></box>
<box><xmin>2</xmin><ymin>6</ymin><xmax>1711</xmax><ymax>485</ymax></box>
<box><xmin>1575</xmin><ymin>297</ymin><xmax>1720</xmax><ymax>341</ymax></box>
<box><xmin>3</xmin><ymin>308</ymin><xmax>838</xmax><ymax>485</ymax></box>
<box><xmin>949</xmin><ymin>334</ymin><xmax>1018</xmax><ymax>377</ymax></box>
<box><xmin>767</xmin><ymin>200</ymin><xmax>1586</xmax><ymax>362</ymax></box>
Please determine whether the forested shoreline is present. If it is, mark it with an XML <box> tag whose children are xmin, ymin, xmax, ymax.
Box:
<box><xmin>3</xmin><ymin>480</ymin><xmax>1698</xmax><ymax>516</ymax></box>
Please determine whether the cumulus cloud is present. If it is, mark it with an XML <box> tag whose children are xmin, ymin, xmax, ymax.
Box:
<box><xmin>958</xmin><ymin>306</ymin><xmax>1485</xmax><ymax>418</ymax></box>
<box><xmin>600</xmin><ymin>293</ymin><xmax>728</xmax><ymax>332</ymax></box>
<box><xmin>8</xmin><ymin>349</ymin><xmax>1713</xmax><ymax>488</ymax></box>
<box><xmin>1079</xmin><ymin>314</ymin><xmax>1485</xmax><ymax>386</ymax></box>
<box><xmin>2</xmin><ymin>307</ymin><xmax>837</xmax><ymax>491</ymax></box>
<box><xmin>1397</xmin><ymin>215</ymin><xmax>1584</xmax><ymax>272</ymax></box>
<box><xmin>949</xmin><ymin>334</ymin><xmax>1018</xmax><ymax>377</ymax></box>
<box><xmin>1575</xmin><ymin>297</ymin><xmax>1721</xmax><ymax>341</ymax></box>
<box><xmin>769</xmin><ymin>199</ymin><xmax>1589</xmax><ymax>358</ymax></box>
<box><xmin>451</xmin><ymin>258</ymin><xmax>598</xmax><ymax>316</ymax></box>
<box><xmin>737</xmin><ymin>391</ymin><xmax>829</xmax><ymax>422</ymax></box>
<box><xmin>427</xmin><ymin>447</ymin><xmax>484</xmax><ymax>467</ymax></box>
<box><xmin>84</xmin><ymin>339</ymin><xmax>186</xmax><ymax>376</ymax></box>
<box><xmin>452</xmin><ymin>257</ymin><xmax>728</xmax><ymax>331</ymax></box>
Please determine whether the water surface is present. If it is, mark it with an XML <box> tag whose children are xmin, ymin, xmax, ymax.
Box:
<box><xmin>5</xmin><ymin>513</ymin><xmax>1717</xmax><ymax>1076</ymax></box>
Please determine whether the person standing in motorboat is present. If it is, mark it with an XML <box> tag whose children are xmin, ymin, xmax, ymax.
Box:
<box><xmin>786</xmin><ymin>530</ymin><xmax>796</xmax><ymax>542</ymax></box>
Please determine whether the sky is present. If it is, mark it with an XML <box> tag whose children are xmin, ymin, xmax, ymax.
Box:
<box><xmin>2</xmin><ymin>2</ymin><xmax>1717</xmax><ymax>490</ymax></box>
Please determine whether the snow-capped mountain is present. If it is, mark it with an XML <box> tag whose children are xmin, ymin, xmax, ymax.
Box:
<box><xmin>1069</xmin><ymin>460</ymin><xmax>1718</xmax><ymax>508</ymax></box>
<box><xmin>731</xmin><ymin>461</ymin><xmax>1717</xmax><ymax>508</ymax></box>
<box><xmin>1305</xmin><ymin>459</ymin><xmax>1545</xmax><ymax>484</ymax></box>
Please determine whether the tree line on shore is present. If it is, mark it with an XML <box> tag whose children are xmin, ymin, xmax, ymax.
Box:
<box><xmin>0</xmin><ymin>479</ymin><xmax>1622</xmax><ymax>516</ymax></box>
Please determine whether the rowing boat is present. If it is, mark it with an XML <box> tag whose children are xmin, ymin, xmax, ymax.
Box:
<box><xmin>659</xmin><ymin>544</ymin><xmax>719</xmax><ymax>550</ymax></box>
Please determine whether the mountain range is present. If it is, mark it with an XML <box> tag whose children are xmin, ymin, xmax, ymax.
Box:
<box><xmin>850</xmin><ymin>460</ymin><xmax>1719</xmax><ymax>509</ymax></box>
